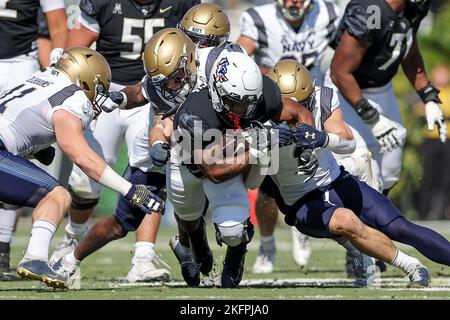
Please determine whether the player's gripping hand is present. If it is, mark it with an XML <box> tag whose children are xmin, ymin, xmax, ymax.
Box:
<box><xmin>296</xmin><ymin>148</ymin><xmax>319</xmax><ymax>181</ymax></box>
<box><xmin>355</xmin><ymin>99</ymin><xmax>401</xmax><ymax>153</ymax></box>
<box><xmin>101</xmin><ymin>92</ymin><xmax>127</xmax><ymax>113</ymax></box>
<box><xmin>425</xmin><ymin>101</ymin><xmax>447</xmax><ymax>143</ymax></box>
<box><xmin>124</xmin><ymin>184</ymin><xmax>164</xmax><ymax>214</ymax></box>
<box><xmin>294</xmin><ymin>123</ymin><xmax>328</xmax><ymax>149</ymax></box>
<box><xmin>149</xmin><ymin>142</ymin><xmax>170</xmax><ymax>167</ymax></box>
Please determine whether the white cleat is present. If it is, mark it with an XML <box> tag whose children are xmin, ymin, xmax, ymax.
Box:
<box><xmin>252</xmin><ymin>236</ymin><xmax>276</xmax><ymax>274</ymax></box>
<box><xmin>291</xmin><ymin>227</ymin><xmax>311</xmax><ymax>267</ymax></box>
<box><xmin>126</xmin><ymin>251</ymin><xmax>171</xmax><ymax>283</ymax></box>
<box><xmin>49</xmin><ymin>225</ymin><xmax>88</xmax><ymax>266</ymax></box>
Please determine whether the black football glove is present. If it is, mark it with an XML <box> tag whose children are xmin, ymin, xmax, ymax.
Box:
<box><xmin>124</xmin><ymin>184</ymin><xmax>164</xmax><ymax>214</ymax></box>
<box><xmin>149</xmin><ymin>143</ymin><xmax>170</xmax><ymax>167</ymax></box>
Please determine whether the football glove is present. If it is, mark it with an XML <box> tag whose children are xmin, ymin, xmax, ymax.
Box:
<box><xmin>101</xmin><ymin>91</ymin><xmax>127</xmax><ymax>113</ymax></box>
<box><xmin>50</xmin><ymin>48</ymin><xmax>64</xmax><ymax>67</ymax></box>
<box><xmin>149</xmin><ymin>142</ymin><xmax>170</xmax><ymax>167</ymax></box>
<box><xmin>275</xmin><ymin>122</ymin><xmax>294</xmax><ymax>146</ymax></box>
<box><xmin>425</xmin><ymin>101</ymin><xmax>447</xmax><ymax>143</ymax></box>
<box><xmin>355</xmin><ymin>99</ymin><xmax>401</xmax><ymax>153</ymax></box>
<box><xmin>294</xmin><ymin>123</ymin><xmax>328</xmax><ymax>149</ymax></box>
<box><xmin>124</xmin><ymin>184</ymin><xmax>164</xmax><ymax>214</ymax></box>
<box><xmin>34</xmin><ymin>146</ymin><xmax>55</xmax><ymax>166</ymax></box>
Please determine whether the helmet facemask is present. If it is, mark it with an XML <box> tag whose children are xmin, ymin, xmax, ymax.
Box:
<box><xmin>178</xmin><ymin>23</ymin><xmax>229</xmax><ymax>48</ymax></box>
<box><xmin>276</xmin><ymin>0</ymin><xmax>312</xmax><ymax>22</ymax></box>
<box><xmin>152</xmin><ymin>56</ymin><xmax>197</xmax><ymax>105</ymax></box>
<box><xmin>91</xmin><ymin>78</ymin><xmax>110</xmax><ymax>119</ymax></box>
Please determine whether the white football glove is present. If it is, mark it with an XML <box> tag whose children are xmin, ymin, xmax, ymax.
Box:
<box><xmin>50</xmin><ymin>48</ymin><xmax>64</xmax><ymax>67</ymax></box>
<box><xmin>367</xmin><ymin>114</ymin><xmax>402</xmax><ymax>153</ymax></box>
<box><xmin>101</xmin><ymin>91</ymin><xmax>127</xmax><ymax>113</ymax></box>
<box><xmin>425</xmin><ymin>101</ymin><xmax>447</xmax><ymax>143</ymax></box>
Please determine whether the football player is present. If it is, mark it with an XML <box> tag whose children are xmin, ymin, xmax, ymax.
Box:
<box><xmin>0</xmin><ymin>0</ymin><xmax>68</xmax><ymax>279</ymax></box>
<box><xmin>166</xmin><ymin>50</ymin><xmax>313</xmax><ymax>288</ymax></box>
<box><xmin>267</xmin><ymin>59</ymin><xmax>382</xmax><ymax>286</ymax></box>
<box><xmin>0</xmin><ymin>47</ymin><xmax>162</xmax><ymax>288</ymax></box>
<box><xmin>236</xmin><ymin>0</ymin><xmax>341</xmax><ymax>273</ymax></box>
<box><xmin>328</xmin><ymin>0</ymin><xmax>446</xmax><ymax>194</ymax></box>
<box><xmin>49</xmin><ymin>0</ymin><xmax>199</xmax><ymax>283</ymax></box>
<box><xmin>51</xmin><ymin>30</ymin><xmax>198</xmax><ymax>288</ymax></box>
<box><xmin>259</xmin><ymin>117</ymin><xmax>450</xmax><ymax>289</ymax></box>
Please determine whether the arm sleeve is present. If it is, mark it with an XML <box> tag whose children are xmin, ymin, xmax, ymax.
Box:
<box><xmin>39</xmin><ymin>0</ymin><xmax>65</xmax><ymax>13</ymax></box>
<box><xmin>78</xmin><ymin>12</ymin><xmax>100</xmax><ymax>33</ymax></box>
<box><xmin>342</xmin><ymin>3</ymin><xmax>374</xmax><ymax>44</ymax></box>
<box><xmin>239</xmin><ymin>11</ymin><xmax>259</xmax><ymax>48</ymax></box>
<box><xmin>49</xmin><ymin>92</ymin><xmax>94</xmax><ymax>129</ymax></box>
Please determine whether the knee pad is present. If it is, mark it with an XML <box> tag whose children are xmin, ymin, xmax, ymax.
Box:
<box><xmin>68</xmin><ymin>165</ymin><xmax>103</xmax><ymax>199</ymax></box>
<box><xmin>68</xmin><ymin>186</ymin><xmax>99</xmax><ymax>210</ymax></box>
<box><xmin>215</xmin><ymin>219</ymin><xmax>254</xmax><ymax>247</ymax></box>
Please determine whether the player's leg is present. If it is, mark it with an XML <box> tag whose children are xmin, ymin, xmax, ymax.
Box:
<box><xmin>167</xmin><ymin>160</ymin><xmax>207</xmax><ymax>286</ymax></box>
<box><xmin>121</xmin><ymin>106</ymin><xmax>170</xmax><ymax>282</ymax></box>
<box><xmin>0</xmin><ymin>207</ymin><xmax>18</xmax><ymax>278</ymax></box>
<box><xmin>252</xmin><ymin>191</ymin><xmax>278</xmax><ymax>274</ymax></box>
<box><xmin>50</xmin><ymin>109</ymin><xmax>123</xmax><ymax>264</ymax></box>
<box><xmin>204</xmin><ymin>175</ymin><xmax>253</xmax><ymax>288</ymax></box>
<box><xmin>52</xmin><ymin>166</ymin><xmax>168</xmax><ymax>288</ymax></box>
<box><xmin>0</xmin><ymin>149</ymin><xmax>71</xmax><ymax>286</ymax></box>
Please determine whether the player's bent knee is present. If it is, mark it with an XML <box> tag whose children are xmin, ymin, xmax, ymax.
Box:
<box><xmin>216</xmin><ymin>219</ymin><xmax>254</xmax><ymax>247</ymax></box>
<box><xmin>68</xmin><ymin>186</ymin><xmax>99</xmax><ymax>210</ymax></box>
<box><xmin>329</xmin><ymin>208</ymin><xmax>362</xmax><ymax>237</ymax></box>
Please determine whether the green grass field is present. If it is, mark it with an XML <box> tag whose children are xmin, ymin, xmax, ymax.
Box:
<box><xmin>1</xmin><ymin>218</ymin><xmax>449</xmax><ymax>300</ymax></box>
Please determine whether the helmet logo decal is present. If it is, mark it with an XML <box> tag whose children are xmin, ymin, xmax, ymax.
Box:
<box><xmin>215</xmin><ymin>57</ymin><xmax>229</xmax><ymax>83</ymax></box>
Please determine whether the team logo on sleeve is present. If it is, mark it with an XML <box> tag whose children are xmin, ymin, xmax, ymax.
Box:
<box><xmin>112</xmin><ymin>3</ymin><xmax>122</xmax><ymax>14</ymax></box>
<box><xmin>215</xmin><ymin>57</ymin><xmax>230</xmax><ymax>83</ymax></box>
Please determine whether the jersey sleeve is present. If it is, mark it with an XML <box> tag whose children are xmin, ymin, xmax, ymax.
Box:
<box><xmin>342</xmin><ymin>2</ymin><xmax>375</xmax><ymax>44</ymax></box>
<box><xmin>49</xmin><ymin>91</ymin><xmax>94</xmax><ymax>129</ymax></box>
<box><xmin>262</xmin><ymin>76</ymin><xmax>283</xmax><ymax>118</ymax></box>
<box><xmin>239</xmin><ymin>10</ymin><xmax>259</xmax><ymax>48</ymax></box>
<box><xmin>325</xmin><ymin>1</ymin><xmax>341</xmax><ymax>43</ymax></box>
<box><xmin>78</xmin><ymin>12</ymin><xmax>101</xmax><ymax>33</ymax></box>
<box><xmin>319</xmin><ymin>86</ymin><xmax>339</xmax><ymax>126</ymax></box>
<box><xmin>40</xmin><ymin>0</ymin><xmax>65</xmax><ymax>13</ymax></box>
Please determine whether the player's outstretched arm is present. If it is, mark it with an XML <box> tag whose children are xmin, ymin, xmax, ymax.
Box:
<box><xmin>53</xmin><ymin>110</ymin><xmax>163</xmax><ymax>213</ymax></box>
<box><xmin>273</xmin><ymin>98</ymin><xmax>315</xmax><ymax>126</ymax></box>
<box><xmin>322</xmin><ymin>108</ymin><xmax>356</xmax><ymax>154</ymax></box>
<box><xmin>45</xmin><ymin>7</ymin><xmax>68</xmax><ymax>65</ymax></box>
<box><xmin>101</xmin><ymin>83</ymin><xmax>148</xmax><ymax>113</ymax></box>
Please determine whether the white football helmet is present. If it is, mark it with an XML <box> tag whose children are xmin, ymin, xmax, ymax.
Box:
<box><xmin>275</xmin><ymin>0</ymin><xmax>312</xmax><ymax>21</ymax></box>
<box><xmin>209</xmin><ymin>51</ymin><xmax>263</xmax><ymax>125</ymax></box>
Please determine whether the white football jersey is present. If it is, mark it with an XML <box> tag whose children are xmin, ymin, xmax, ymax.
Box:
<box><xmin>0</xmin><ymin>69</ymin><xmax>93</xmax><ymax>158</ymax></box>
<box><xmin>270</xmin><ymin>86</ymin><xmax>341</xmax><ymax>205</ymax></box>
<box><xmin>239</xmin><ymin>0</ymin><xmax>339</xmax><ymax>83</ymax></box>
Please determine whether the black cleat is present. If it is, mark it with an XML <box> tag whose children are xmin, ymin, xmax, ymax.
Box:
<box><xmin>221</xmin><ymin>243</ymin><xmax>247</xmax><ymax>288</ymax></box>
<box><xmin>169</xmin><ymin>235</ymin><xmax>200</xmax><ymax>287</ymax></box>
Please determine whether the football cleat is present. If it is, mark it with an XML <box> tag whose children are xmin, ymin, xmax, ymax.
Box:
<box><xmin>221</xmin><ymin>243</ymin><xmax>247</xmax><ymax>288</ymax></box>
<box><xmin>169</xmin><ymin>235</ymin><xmax>200</xmax><ymax>287</ymax></box>
<box><xmin>350</xmin><ymin>252</ymin><xmax>379</xmax><ymax>288</ymax></box>
<box><xmin>252</xmin><ymin>237</ymin><xmax>276</xmax><ymax>274</ymax></box>
<box><xmin>17</xmin><ymin>258</ymin><xmax>69</xmax><ymax>289</ymax></box>
<box><xmin>126</xmin><ymin>250</ymin><xmax>171</xmax><ymax>283</ymax></box>
<box><xmin>407</xmin><ymin>265</ymin><xmax>430</xmax><ymax>288</ymax></box>
<box><xmin>291</xmin><ymin>227</ymin><xmax>311</xmax><ymax>267</ymax></box>
<box><xmin>51</xmin><ymin>255</ymin><xmax>80</xmax><ymax>289</ymax></box>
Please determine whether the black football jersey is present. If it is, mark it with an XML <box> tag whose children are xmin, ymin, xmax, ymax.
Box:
<box><xmin>333</xmin><ymin>0</ymin><xmax>430</xmax><ymax>88</ymax></box>
<box><xmin>0</xmin><ymin>0</ymin><xmax>42</xmax><ymax>59</ymax></box>
<box><xmin>174</xmin><ymin>76</ymin><xmax>283</xmax><ymax>150</ymax></box>
<box><xmin>80</xmin><ymin>0</ymin><xmax>199</xmax><ymax>85</ymax></box>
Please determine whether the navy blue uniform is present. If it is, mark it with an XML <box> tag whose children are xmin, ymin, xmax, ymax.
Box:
<box><xmin>80</xmin><ymin>0</ymin><xmax>199</xmax><ymax>85</ymax></box>
<box><xmin>260</xmin><ymin>168</ymin><xmax>402</xmax><ymax>238</ymax></box>
<box><xmin>0</xmin><ymin>140</ymin><xmax>60</xmax><ymax>208</ymax></box>
<box><xmin>333</xmin><ymin>0</ymin><xmax>430</xmax><ymax>88</ymax></box>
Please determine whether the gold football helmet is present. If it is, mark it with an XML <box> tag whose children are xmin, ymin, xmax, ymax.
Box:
<box><xmin>178</xmin><ymin>3</ymin><xmax>230</xmax><ymax>48</ymax></box>
<box><xmin>55</xmin><ymin>47</ymin><xmax>111</xmax><ymax>116</ymax></box>
<box><xmin>143</xmin><ymin>28</ymin><xmax>197</xmax><ymax>106</ymax></box>
<box><xmin>267</xmin><ymin>59</ymin><xmax>315</xmax><ymax>111</ymax></box>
